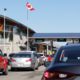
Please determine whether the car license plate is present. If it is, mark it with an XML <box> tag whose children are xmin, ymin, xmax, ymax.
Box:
<box><xmin>18</xmin><ymin>63</ymin><xmax>23</xmax><ymax>67</ymax></box>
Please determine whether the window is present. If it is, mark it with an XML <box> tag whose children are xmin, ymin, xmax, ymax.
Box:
<box><xmin>59</xmin><ymin>49</ymin><xmax>80</xmax><ymax>63</ymax></box>
<box><xmin>13</xmin><ymin>53</ymin><xmax>31</xmax><ymax>58</ymax></box>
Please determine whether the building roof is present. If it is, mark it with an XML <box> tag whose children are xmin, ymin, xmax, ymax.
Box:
<box><xmin>0</xmin><ymin>15</ymin><xmax>35</xmax><ymax>33</ymax></box>
<box><xmin>32</xmin><ymin>33</ymin><xmax>80</xmax><ymax>38</ymax></box>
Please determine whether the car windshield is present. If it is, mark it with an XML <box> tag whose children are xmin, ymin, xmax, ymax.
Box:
<box><xmin>38</xmin><ymin>54</ymin><xmax>43</xmax><ymax>57</ymax></box>
<box><xmin>13</xmin><ymin>53</ymin><xmax>31</xmax><ymax>58</ymax></box>
<box><xmin>9</xmin><ymin>53</ymin><xmax>15</xmax><ymax>57</ymax></box>
<box><xmin>59</xmin><ymin>49</ymin><xmax>80</xmax><ymax>63</ymax></box>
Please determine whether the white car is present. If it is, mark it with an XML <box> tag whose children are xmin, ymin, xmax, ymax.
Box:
<box><xmin>10</xmin><ymin>51</ymin><xmax>39</xmax><ymax>71</ymax></box>
<box><xmin>37</xmin><ymin>53</ymin><xmax>45</xmax><ymax>65</ymax></box>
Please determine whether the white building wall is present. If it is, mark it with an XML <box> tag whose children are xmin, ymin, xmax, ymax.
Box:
<box><xmin>66</xmin><ymin>39</ymin><xmax>73</xmax><ymax>43</ymax></box>
<box><xmin>12</xmin><ymin>34</ymin><xmax>27</xmax><ymax>52</ymax></box>
<box><xmin>22</xmin><ymin>35</ymin><xmax>27</xmax><ymax>44</ymax></box>
<box><xmin>13</xmin><ymin>34</ymin><xmax>22</xmax><ymax>52</ymax></box>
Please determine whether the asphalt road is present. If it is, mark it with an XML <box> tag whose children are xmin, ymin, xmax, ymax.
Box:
<box><xmin>0</xmin><ymin>66</ymin><xmax>80</xmax><ymax>80</ymax></box>
<box><xmin>0</xmin><ymin>66</ymin><xmax>46</xmax><ymax>80</ymax></box>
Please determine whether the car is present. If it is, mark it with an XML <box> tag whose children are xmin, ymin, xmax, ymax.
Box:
<box><xmin>9</xmin><ymin>53</ymin><xmax>15</xmax><ymax>58</ymax></box>
<box><xmin>37</xmin><ymin>53</ymin><xmax>45</xmax><ymax>66</ymax></box>
<box><xmin>41</xmin><ymin>44</ymin><xmax>80</xmax><ymax>80</ymax></box>
<box><xmin>0</xmin><ymin>50</ymin><xmax>8</xmax><ymax>75</ymax></box>
<box><xmin>8</xmin><ymin>53</ymin><xmax>16</xmax><ymax>65</ymax></box>
<box><xmin>44</xmin><ymin>54</ymin><xmax>55</xmax><ymax>67</ymax></box>
<box><xmin>10</xmin><ymin>51</ymin><xmax>39</xmax><ymax>71</ymax></box>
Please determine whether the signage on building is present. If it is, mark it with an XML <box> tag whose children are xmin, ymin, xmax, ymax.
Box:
<box><xmin>0</xmin><ymin>24</ymin><xmax>3</xmax><ymax>31</ymax></box>
<box><xmin>35</xmin><ymin>39</ymin><xmax>44</xmax><ymax>42</ymax></box>
<box><xmin>57</xmin><ymin>38</ymin><xmax>66</xmax><ymax>42</ymax></box>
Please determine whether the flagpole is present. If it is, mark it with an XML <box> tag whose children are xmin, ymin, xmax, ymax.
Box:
<box><xmin>27</xmin><ymin>7</ymin><xmax>29</xmax><ymax>51</ymax></box>
<box><xmin>26</xmin><ymin>2</ymin><xmax>35</xmax><ymax>51</ymax></box>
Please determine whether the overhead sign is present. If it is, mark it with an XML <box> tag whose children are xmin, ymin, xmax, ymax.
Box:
<box><xmin>35</xmin><ymin>39</ymin><xmax>44</xmax><ymax>42</ymax></box>
<box><xmin>57</xmin><ymin>38</ymin><xmax>66</xmax><ymax>42</ymax></box>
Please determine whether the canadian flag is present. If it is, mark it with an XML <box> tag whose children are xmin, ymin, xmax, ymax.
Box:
<box><xmin>26</xmin><ymin>2</ymin><xmax>35</xmax><ymax>11</ymax></box>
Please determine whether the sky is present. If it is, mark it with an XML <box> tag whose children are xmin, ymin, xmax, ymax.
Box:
<box><xmin>0</xmin><ymin>0</ymin><xmax>80</xmax><ymax>33</ymax></box>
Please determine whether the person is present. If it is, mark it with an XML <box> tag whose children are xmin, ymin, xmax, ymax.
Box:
<box><xmin>47</xmin><ymin>55</ymin><xmax>52</xmax><ymax>62</ymax></box>
<box><xmin>44</xmin><ymin>55</ymin><xmax>52</xmax><ymax>67</ymax></box>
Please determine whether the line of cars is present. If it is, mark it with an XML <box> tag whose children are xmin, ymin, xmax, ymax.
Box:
<box><xmin>0</xmin><ymin>50</ymin><xmax>45</xmax><ymax>75</ymax></box>
<box><xmin>1</xmin><ymin>43</ymin><xmax>80</xmax><ymax>80</ymax></box>
<box><xmin>8</xmin><ymin>52</ymin><xmax>47</xmax><ymax>70</ymax></box>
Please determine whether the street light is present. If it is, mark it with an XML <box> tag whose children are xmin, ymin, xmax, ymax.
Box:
<box><xmin>3</xmin><ymin>8</ymin><xmax>7</xmax><ymax>53</ymax></box>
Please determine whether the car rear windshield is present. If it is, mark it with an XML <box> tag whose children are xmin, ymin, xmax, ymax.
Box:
<box><xmin>9</xmin><ymin>53</ymin><xmax>15</xmax><ymax>57</ymax></box>
<box><xmin>59</xmin><ymin>49</ymin><xmax>80</xmax><ymax>63</ymax></box>
<box><xmin>38</xmin><ymin>54</ymin><xmax>43</xmax><ymax>57</ymax></box>
<box><xmin>13</xmin><ymin>53</ymin><xmax>31</xmax><ymax>58</ymax></box>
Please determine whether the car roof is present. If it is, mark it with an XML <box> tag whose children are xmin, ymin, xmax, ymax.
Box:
<box><xmin>61</xmin><ymin>44</ymin><xmax>80</xmax><ymax>49</ymax></box>
<box><xmin>18</xmin><ymin>51</ymin><xmax>36</xmax><ymax>54</ymax></box>
<box><xmin>37</xmin><ymin>52</ymin><xmax>44</xmax><ymax>54</ymax></box>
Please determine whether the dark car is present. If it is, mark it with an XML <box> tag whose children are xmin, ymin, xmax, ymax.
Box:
<box><xmin>41</xmin><ymin>44</ymin><xmax>80</xmax><ymax>80</ymax></box>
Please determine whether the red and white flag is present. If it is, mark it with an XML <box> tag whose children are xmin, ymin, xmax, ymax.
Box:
<box><xmin>26</xmin><ymin>2</ymin><xmax>35</xmax><ymax>11</ymax></box>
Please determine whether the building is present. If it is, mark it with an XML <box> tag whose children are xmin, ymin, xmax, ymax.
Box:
<box><xmin>31</xmin><ymin>33</ymin><xmax>80</xmax><ymax>54</ymax></box>
<box><xmin>1</xmin><ymin>15</ymin><xmax>80</xmax><ymax>55</ymax></box>
<box><xmin>0</xmin><ymin>15</ymin><xmax>35</xmax><ymax>54</ymax></box>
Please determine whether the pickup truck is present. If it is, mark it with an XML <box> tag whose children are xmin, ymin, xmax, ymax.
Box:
<box><xmin>0</xmin><ymin>50</ymin><xmax>8</xmax><ymax>75</ymax></box>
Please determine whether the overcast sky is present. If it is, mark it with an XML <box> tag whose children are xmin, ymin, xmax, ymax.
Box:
<box><xmin>0</xmin><ymin>0</ymin><xmax>80</xmax><ymax>33</ymax></box>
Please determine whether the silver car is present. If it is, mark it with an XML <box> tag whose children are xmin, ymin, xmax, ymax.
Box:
<box><xmin>10</xmin><ymin>51</ymin><xmax>39</xmax><ymax>71</ymax></box>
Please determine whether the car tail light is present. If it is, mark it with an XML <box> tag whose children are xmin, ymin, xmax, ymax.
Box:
<box><xmin>44</xmin><ymin>71</ymin><xmax>56</xmax><ymax>78</ymax></box>
<box><xmin>11</xmin><ymin>58</ymin><xmax>16</xmax><ymax>62</ymax></box>
<box><xmin>26</xmin><ymin>58</ymin><xmax>32</xmax><ymax>62</ymax></box>
<box><xmin>43</xmin><ymin>71</ymin><xmax>75</xmax><ymax>79</ymax></box>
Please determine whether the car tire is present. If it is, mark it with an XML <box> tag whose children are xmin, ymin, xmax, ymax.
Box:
<box><xmin>2</xmin><ymin>68</ymin><xmax>8</xmax><ymax>75</ymax></box>
<box><xmin>35</xmin><ymin>66</ymin><xmax>38</xmax><ymax>70</ymax></box>
<box><xmin>31</xmin><ymin>66</ymin><xmax>35</xmax><ymax>71</ymax></box>
<box><xmin>11</xmin><ymin>67</ymin><xmax>15</xmax><ymax>71</ymax></box>
<box><xmin>32</xmin><ymin>68</ymin><xmax>35</xmax><ymax>71</ymax></box>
